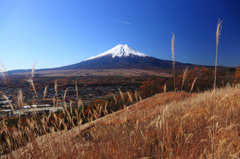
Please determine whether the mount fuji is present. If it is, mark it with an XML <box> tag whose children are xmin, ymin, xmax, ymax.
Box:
<box><xmin>8</xmin><ymin>44</ymin><xmax>199</xmax><ymax>76</ymax></box>
<box><xmin>55</xmin><ymin>44</ymin><xmax>193</xmax><ymax>70</ymax></box>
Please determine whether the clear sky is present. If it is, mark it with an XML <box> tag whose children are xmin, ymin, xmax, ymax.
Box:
<box><xmin>0</xmin><ymin>0</ymin><xmax>240</xmax><ymax>71</ymax></box>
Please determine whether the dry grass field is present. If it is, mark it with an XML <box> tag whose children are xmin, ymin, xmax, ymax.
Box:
<box><xmin>2</xmin><ymin>86</ymin><xmax>240</xmax><ymax>158</ymax></box>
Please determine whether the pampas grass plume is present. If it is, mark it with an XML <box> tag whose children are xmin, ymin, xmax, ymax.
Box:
<box><xmin>214</xmin><ymin>19</ymin><xmax>223</xmax><ymax>90</ymax></box>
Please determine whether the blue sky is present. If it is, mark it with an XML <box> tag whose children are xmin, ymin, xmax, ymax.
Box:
<box><xmin>0</xmin><ymin>0</ymin><xmax>240</xmax><ymax>70</ymax></box>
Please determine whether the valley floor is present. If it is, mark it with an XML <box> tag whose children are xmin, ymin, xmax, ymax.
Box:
<box><xmin>12</xmin><ymin>69</ymin><xmax>172</xmax><ymax>77</ymax></box>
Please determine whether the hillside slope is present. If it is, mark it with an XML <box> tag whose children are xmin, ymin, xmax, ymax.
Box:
<box><xmin>5</xmin><ymin>86</ymin><xmax>240</xmax><ymax>158</ymax></box>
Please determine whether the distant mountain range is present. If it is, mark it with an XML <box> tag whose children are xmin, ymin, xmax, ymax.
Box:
<box><xmin>8</xmin><ymin>44</ymin><xmax>215</xmax><ymax>76</ymax></box>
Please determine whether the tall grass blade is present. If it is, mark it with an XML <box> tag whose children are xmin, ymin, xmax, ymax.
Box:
<box><xmin>171</xmin><ymin>33</ymin><xmax>176</xmax><ymax>91</ymax></box>
<box><xmin>214</xmin><ymin>19</ymin><xmax>223</xmax><ymax>90</ymax></box>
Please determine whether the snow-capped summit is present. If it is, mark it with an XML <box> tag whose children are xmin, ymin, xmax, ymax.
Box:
<box><xmin>86</xmin><ymin>44</ymin><xmax>148</xmax><ymax>61</ymax></box>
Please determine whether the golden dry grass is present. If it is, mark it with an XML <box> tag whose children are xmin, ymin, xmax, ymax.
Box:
<box><xmin>2</xmin><ymin>86</ymin><xmax>240</xmax><ymax>158</ymax></box>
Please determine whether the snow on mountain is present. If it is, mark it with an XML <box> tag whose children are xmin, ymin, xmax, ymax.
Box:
<box><xmin>85</xmin><ymin>44</ymin><xmax>148</xmax><ymax>61</ymax></box>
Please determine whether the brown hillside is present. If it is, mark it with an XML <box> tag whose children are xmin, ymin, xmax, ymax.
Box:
<box><xmin>4</xmin><ymin>86</ymin><xmax>240</xmax><ymax>158</ymax></box>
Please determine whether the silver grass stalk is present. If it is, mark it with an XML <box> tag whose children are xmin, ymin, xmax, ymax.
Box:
<box><xmin>75</xmin><ymin>81</ymin><xmax>78</xmax><ymax>100</ymax></box>
<box><xmin>27</xmin><ymin>64</ymin><xmax>38</xmax><ymax>97</ymax></box>
<box><xmin>112</xmin><ymin>94</ymin><xmax>116</xmax><ymax>103</ymax></box>
<box><xmin>43</xmin><ymin>85</ymin><xmax>48</xmax><ymax>101</ymax></box>
<box><xmin>31</xmin><ymin>63</ymin><xmax>35</xmax><ymax>78</ymax></box>
<box><xmin>213</xmin><ymin>19</ymin><xmax>222</xmax><ymax>158</ymax></box>
<box><xmin>17</xmin><ymin>89</ymin><xmax>23</xmax><ymax>116</ymax></box>
<box><xmin>164</xmin><ymin>84</ymin><xmax>167</xmax><ymax>93</ymax></box>
<box><xmin>77</xmin><ymin>98</ymin><xmax>82</xmax><ymax>111</ymax></box>
<box><xmin>53</xmin><ymin>96</ymin><xmax>56</xmax><ymax>107</ymax></box>
<box><xmin>30</xmin><ymin>79</ymin><xmax>38</xmax><ymax>98</ymax></box>
<box><xmin>64</xmin><ymin>87</ymin><xmax>69</xmax><ymax>101</ymax></box>
<box><xmin>214</xmin><ymin>19</ymin><xmax>223</xmax><ymax>90</ymax></box>
<box><xmin>190</xmin><ymin>77</ymin><xmax>198</xmax><ymax>93</ymax></box>
<box><xmin>0</xmin><ymin>60</ymin><xmax>10</xmax><ymax>81</ymax></box>
<box><xmin>181</xmin><ymin>67</ymin><xmax>189</xmax><ymax>91</ymax></box>
<box><xmin>171</xmin><ymin>33</ymin><xmax>176</xmax><ymax>90</ymax></box>
<box><xmin>0</xmin><ymin>68</ymin><xmax>7</xmax><ymax>82</ymax></box>
<box><xmin>54</xmin><ymin>80</ymin><xmax>58</xmax><ymax>97</ymax></box>
<box><xmin>127</xmin><ymin>92</ymin><xmax>133</xmax><ymax>104</ymax></box>
<box><xmin>134</xmin><ymin>91</ymin><xmax>138</xmax><ymax>102</ymax></box>
<box><xmin>118</xmin><ymin>88</ymin><xmax>124</xmax><ymax>102</ymax></box>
